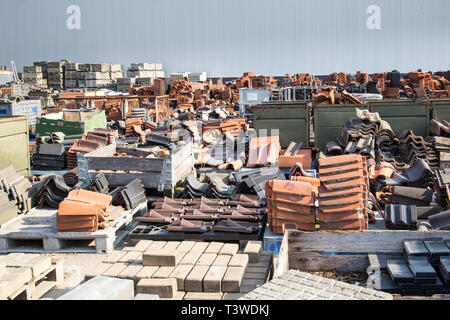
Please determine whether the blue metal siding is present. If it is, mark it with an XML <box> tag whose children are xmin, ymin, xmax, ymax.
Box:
<box><xmin>0</xmin><ymin>0</ymin><xmax>449</xmax><ymax>77</ymax></box>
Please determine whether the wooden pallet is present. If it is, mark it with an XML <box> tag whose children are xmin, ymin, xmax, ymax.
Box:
<box><xmin>0</xmin><ymin>254</ymin><xmax>65</xmax><ymax>300</ymax></box>
<box><xmin>0</xmin><ymin>202</ymin><xmax>147</xmax><ymax>254</ymax></box>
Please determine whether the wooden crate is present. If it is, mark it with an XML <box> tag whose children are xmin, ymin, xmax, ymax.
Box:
<box><xmin>84</xmin><ymin>142</ymin><xmax>195</xmax><ymax>196</ymax></box>
<box><xmin>274</xmin><ymin>229</ymin><xmax>450</xmax><ymax>277</ymax></box>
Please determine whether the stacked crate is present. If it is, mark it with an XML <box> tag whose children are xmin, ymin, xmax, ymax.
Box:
<box><xmin>23</xmin><ymin>66</ymin><xmax>47</xmax><ymax>88</ymax></box>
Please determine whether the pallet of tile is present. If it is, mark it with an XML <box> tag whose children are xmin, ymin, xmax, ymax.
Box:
<box><xmin>0</xmin><ymin>256</ymin><xmax>64</xmax><ymax>300</ymax></box>
<box><xmin>0</xmin><ymin>202</ymin><xmax>147</xmax><ymax>254</ymax></box>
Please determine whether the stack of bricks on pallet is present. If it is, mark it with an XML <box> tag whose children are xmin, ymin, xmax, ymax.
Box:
<box><xmin>0</xmin><ymin>253</ymin><xmax>65</xmax><ymax>300</ymax></box>
<box><xmin>23</xmin><ymin>66</ymin><xmax>47</xmax><ymax>88</ymax></box>
<box><xmin>85</xmin><ymin>240</ymin><xmax>271</xmax><ymax>300</ymax></box>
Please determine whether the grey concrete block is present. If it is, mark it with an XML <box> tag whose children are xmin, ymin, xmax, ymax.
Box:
<box><xmin>57</xmin><ymin>276</ymin><xmax>134</xmax><ymax>300</ymax></box>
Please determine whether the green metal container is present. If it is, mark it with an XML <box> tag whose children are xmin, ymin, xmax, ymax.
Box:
<box><xmin>36</xmin><ymin>110</ymin><xmax>107</xmax><ymax>137</ymax></box>
<box><xmin>313</xmin><ymin>104</ymin><xmax>368</xmax><ymax>151</ymax></box>
<box><xmin>0</xmin><ymin>116</ymin><xmax>30</xmax><ymax>176</ymax></box>
<box><xmin>369</xmin><ymin>99</ymin><xmax>430</xmax><ymax>137</ymax></box>
<box><xmin>252</xmin><ymin>102</ymin><xmax>309</xmax><ymax>149</ymax></box>
<box><xmin>429</xmin><ymin>98</ymin><xmax>450</xmax><ymax>122</ymax></box>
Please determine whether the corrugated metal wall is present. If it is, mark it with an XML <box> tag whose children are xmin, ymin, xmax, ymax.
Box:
<box><xmin>1</xmin><ymin>0</ymin><xmax>449</xmax><ymax>77</ymax></box>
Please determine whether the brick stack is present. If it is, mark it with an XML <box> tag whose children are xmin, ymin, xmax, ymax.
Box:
<box><xmin>266</xmin><ymin>180</ymin><xmax>317</xmax><ymax>234</ymax></box>
<box><xmin>64</xmin><ymin>63</ymin><xmax>79</xmax><ymax>89</ymax></box>
<box><xmin>57</xmin><ymin>189</ymin><xmax>113</xmax><ymax>232</ymax></box>
<box><xmin>318</xmin><ymin>154</ymin><xmax>369</xmax><ymax>231</ymax></box>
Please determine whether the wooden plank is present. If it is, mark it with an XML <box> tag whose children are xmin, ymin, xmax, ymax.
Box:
<box><xmin>288</xmin><ymin>252</ymin><xmax>369</xmax><ymax>273</ymax></box>
<box><xmin>85</xmin><ymin>157</ymin><xmax>165</xmax><ymax>172</ymax></box>
<box><xmin>287</xmin><ymin>230</ymin><xmax>450</xmax><ymax>253</ymax></box>
<box><xmin>274</xmin><ymin>230</ymin><xmax>289</xmax><ymax>277</ymax></box>
<box><xmin>31</xmin><ymin>281</ymin><xmax>56</xmax><ymax>300</ymax></box>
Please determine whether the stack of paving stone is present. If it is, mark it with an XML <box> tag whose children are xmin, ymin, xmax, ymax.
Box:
<box><xmin>127</xmin><ymin>63</ymin><xmax>164</xmax><ymax>79</ymax></box>
<box><xmin>85</xmin><ymin>240</ymin><xmax>271</xmax><ymax>300</ymax></box>
<box><xmin>23</xmin><ymin>66</ymin><xmax>47</xmax><ymax>88</ymax></box>
<box><xmin>78</xmin><ymin>63</ymin><xmax>123</xmax><ymax>89</ymax></box>
<box><xmin>440</xmin><ymin>256</ymin><xmax>450</xmax><ymax>291</ymax></box>
<box><xmin>117</xmin><ymin>77</ymin><xmax>136</xmax><ymax>92</ymax></box>
<box><xmin>64</xmin><ymin>63</ymin><xmax>80</xmax><ymax>89</ymax></box>
<box><xmin>381</xmin><ymin>239</ymin><xmax>450</xmax><ymax>296</ymax></box>
<box><xmin>318</xmin><ymin>154</ymin><xmax>369</xmax><ymax>231</ymax></box>
<box><xmin>47</xmin><ymin>61</ymin><xmax>68</xmax><ymax>90</ymax></box>
<box><xmin>241</xmin><ymin>270</ymin><xmax>393</xmax><ymax>300</ymax></box>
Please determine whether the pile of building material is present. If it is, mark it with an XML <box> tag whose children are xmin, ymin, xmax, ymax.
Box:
<box><xmin>23</xmin><ymin>66</ymin><xmax>47</xmax><ymax>88</ymax></box>
<box><xmin>77</xmin><ymin>63</ymin><xmax>122</xmax><ymax>90</ymax></box>
<box><xmin>31</xmin><ymin>143</ymin><xmax>66</xmax><ymax>170</ymax></box>
<box><xmin>57</xmin><ymin>189</ymin><xmax>116</xmax><ymax>232</ymax></box>
<box><xmin>85</xmin><ymin>239</ymin><xmax>272</xmax><ymax>300</ymax></box>
<box><xmin>127</xmin><ymin>63</ymin><xmax>164</xmax><ymax>78</ymax></box>
<box><xmin>46</xmin><ymin>61</ymin><xmax>68</xmax><ymax>90</ymax></box>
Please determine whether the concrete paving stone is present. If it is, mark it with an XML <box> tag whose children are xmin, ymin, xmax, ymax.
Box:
<box><xmin>102</xmin><ymin>263</ymin><xmax>129</xmax><ymax>278</ymax></box>
<box><xmin>58</xmin><ymin>276</ymin><xmax>134</xmax><ymax>300</ymax></box>
<box><xmin>243</xmin><ymin>272</ymin><xmax>268</xmax><ymax>280</ymax></box>
<box><xmin>241</xmin><ymin>278</ymin><xmax>266</xmax><ymax>287</ymax></box>
<box><xmin>247</xmin><ymin>261</ymin><xmax>270</xmax><ymax>268</ymax></box>
<box><xmin>243</xmin><ymin>266</ymin><xmax>267</xmax><ymax>274</ymax></box>
<box><xmin>243</xmin><ymin>241</ymin><xmax>263</xmax><ymax>263</ymax></box>
<box><xmin>136</xmin><ymin>278</ymin><xmax>177</xmax><ymax>299</ymax></box>
<box><xmin>219</xmin><ymin>243</ymin><xmax>239</xmax><ymax>256</ymax></box>
<box><xmin>259</xmin><ymin>252</ymin><xmax>274</xmax><ymax>263</ymax></box>
<box><xmin>203</xmin><ymin>266</ymin><xmax>227</xmax><ymax>292</ymax></box>
<box><xmin>170</xmin><ymin>264</ymin><xmax>194</xmax><ymax>291</ymax></box>
<box><xmin>118</xmin><ymin>264</ymin><xmax>144</xmax><ymax>281</ymax></box>
<box><xmin>191</xmin><ymin>242</ymin><xmax>209</xmax><ymax>253</ymax></box>
<box><xmin>122</xmin><ymin>247</ymin><xmax>135</xmax><ymax>251</ymax></box>
<box><xmin>162</xmin><ymin>241</ymin><xmax>181</xmax><ymax>252</ymax></box>
<box><xmin>212</xmin><ymin>255</ymin><xmax>232</xmax><ymax>267</ymax></box>
<box><xmin>103</xmin><ymin>251</ymin><xmax>127</xmax><ymax>264</ymax></box>
<box><xmin>185</xmin><ymin>265</ymin><xmax>210</xmax><ymax>292</ymax></box>
<box><xmin>180</xmin><ymin>251</ymin><xmax>203</xmax><ymax>265</ymax></box>
<box><xmin>184</xmin><ymin>292</ymin><xmax>224</xmax><ymax>300</ymax></box>
<box><xmin>160</xmin><ymin>291</ymin><xmax>185</xmax><ymax>300</ymax></box>
<box><xmin>223</xmin><ymin>293</ymin><xmax>245</xmax><ymax>300</ymax></box>
<box><xmin>196</xmin><ymin>254</ymin><xmax>217</xmax><ymax>266</ymax></box>
<box><xmin>135</xmin><ymin>266</ymin><xmax>160</xmax><ymax>281</ymax></box>
<box><xmin>131</xmin><ymin>240</ymin><xmax>154</xmax><ymax>252</ymax></box>
<box><xmin>84</xmin><ymin>263</ymin><xmax>112</xmax><ymax>280</ymax></box>
<box><xmin>152</xmin><ymin>266</ymin><xmax>176</xmax><ymax>279</ymax></box>
<box><xmin>176</xmin><ymin>241</ymin><xmax>196</xmax><ymax>253</ymax></box>
<box><xmin>228</xmin><ymin>254</ymin><xmax>249</xmax><ymax>268</ymax></box>
<box><xmin>145</xmin><ymin>241</ymin><xmax>167</xmax><ymax>253</ymax></box>
<box><xmin>134</xmin><ymin>294</ymin><xmax>159</xmax><ymax>300</ymax></box>
<box><xmin>143</xmin><ymin>249</ymin><xmax>184</xmax><ymax>266</ymax></box>
<box><xmin>222</xmin><ymin>267</ymin><xmax>245</xmax><ymax>293</ymax></box>
<box><xmin>119</xmin><ymin>251</ymin><xmax>142</xmax><ymax>264</ymax></box>
<box><xmin>204</xmin><ymin>242</ymin><xmax>225</xmax><ymax>254</ymax></box>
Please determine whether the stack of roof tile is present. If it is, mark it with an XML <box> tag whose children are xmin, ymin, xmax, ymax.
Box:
<box><xmin>397</xmin><ymin>130</ymin><xmax>439</xmax><ymax>170</ymax></box>
<box><xmin>434</xmin><ymin>168</ymin><xmax>450</xmax><ymax>209</ymax></box>
<box><xmin>87</xmin><ymin>173</ymin><xmax>110</xmax><ymax>194</ymax></box>
<box><xmin>265</xmin><ymin>180</ymin><xmax>317</xmax><ymax>234</ymax></box>
<box><xmin>318</xmin><ymin>154</ymin><xmax>369</xmax><ymax>231</ymax></box>
<box><xmin>231</xmin><ymin>167</ymin><xmax>286</xmax><ymax>197</ymax></box>
<box><xmin>57</xmin><ymin>189</ymin><xmax>113</xmax><ymax>232</ymax></box>
<box><xmin>247</xmin><ymin>136</ymin><xmax>281</xmax><ymax>168</ymax></box>
<box><xmin>429</xmin><ymin>119</ymin><xmax>450</xmax><ymax>137</ymax></box>
<box><xmin>37</xmin><ymin>175</ymin><xmax>73</xmax><ymax>208</ymax></box>
<box><xmin>135</xmin><ymin>196</ymin><xmax>264</xmax><ymax>234</ymax></box>
<box><xmin>67</xmin><ymin>138</ymin><xmax>103</xmax><ymax>170</ymax></box>
<box><xmin>0</xmin><ymin>165</ymin><xmax>34</xmax><ymax>213</ymax></box>
<box><xmin>433</xmin><ymin>136</ymin><xmax>450</xmax><ymax>169</ymax></box>
<box><xmin>111</xmin><ymin>179</ymin><xmax>146</xmax><ymax>210</ymax></box>
<box><xmin>31</xmin><ymin>143</ymin><xmax>66</xmax><ymax>170</ymax></box>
